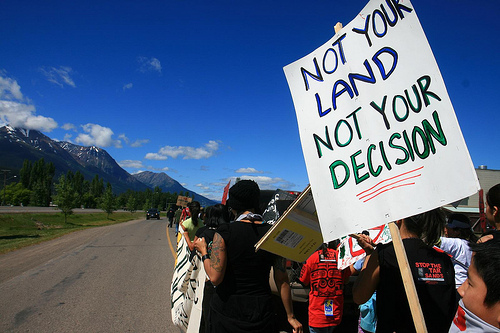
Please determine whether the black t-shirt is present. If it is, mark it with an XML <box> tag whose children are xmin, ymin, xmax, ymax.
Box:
<box><xmin>215</xmin><ymin>221</ymin><xmax>274</xmax><ymax>299</ymax></box>
<box><xmin>196</xmin><ymin>225</ymin><xmax>217</xmax><ymax>245</ymax></box>
<box><xmin>189</xmin><ymin>226</ymin><xmax>218</xmax><ymax>261</ymax></box>
<box><xmin>376</xmin><ymin>238</ymin><xmax>457</xmax><ymax>333</ymax></box>
<box><xmin>482</xmin><ymin>229</ymin><xmax>500</xmax><ymax>240</ymax></box>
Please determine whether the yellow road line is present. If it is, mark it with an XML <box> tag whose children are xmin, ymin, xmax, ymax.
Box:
<box><xmin>166</xmin><ymin>225</ymin><xmax>177</xmax><ymax>260</ymax></box>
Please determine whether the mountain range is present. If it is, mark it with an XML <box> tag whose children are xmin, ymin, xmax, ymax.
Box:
<box><xmin>0</xmin><ymin>125</ymin><xmax>217</xmax><ymax>207</ymax></box>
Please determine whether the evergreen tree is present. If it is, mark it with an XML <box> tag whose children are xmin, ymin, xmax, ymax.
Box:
<box><xmin>90</xmin><ymin>175</ymin><xmax>104</xmax><ymax>200</ymax></box>
<box><xmin>72</xmin><ymin>171</ymin><xmax>85</xmax><ymax>207</ymax></box>
<box><xmin>29</xmin><ymin>158</ymin><xmax>55</xmax><ymax>206</ymax></box>
<box><xmin>152</xmin><ymin>186</ymin><xmax>162</xmax><ymax>210</ymax></box>
<box><xmin>19</xmin><ymin>160</ymin><xmax>32</xmax><ymax>189</ymax></box>
<box><xmin>83</xmin><ymin>175</ymin><xmax>104</xmax><ymax>208</ymax></box>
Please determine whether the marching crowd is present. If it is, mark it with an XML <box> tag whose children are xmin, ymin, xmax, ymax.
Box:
<box><xmin>171</xmin><ymin>181</ymin><xmax>500</xmax><ymax>333</ymax></box>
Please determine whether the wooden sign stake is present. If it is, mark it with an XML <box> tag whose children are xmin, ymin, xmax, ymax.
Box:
<box><xmin>334</xmin><ymin>22</ymin><xmax>343</xmax><ymax>33</ymax></box>
<box><xmin>388</xmin><ymin>222</ymin><xmax>428</xmax><ymax>333</ymax></box>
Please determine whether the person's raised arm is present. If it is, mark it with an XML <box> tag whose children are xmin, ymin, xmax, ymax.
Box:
<box><xmin>194</xmin><ymin>233</ymin><xmax>226</xmax><ymax>286</ymax></box>
<box><xmin>180</xmin><ymin>222</ymin><xmax>196</xmax><ymax>251</ymax></box>
<box><xmin>273</xmin><ymin>256</ymin><xmax>303</xmax><ymax>333</ymax></box>
<box><xmin>352</xmin><ymin>246</ymin><xmax>380</xmax><ymax>305</ymax></box>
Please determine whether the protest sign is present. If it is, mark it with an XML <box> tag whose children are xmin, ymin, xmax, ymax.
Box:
<box><xmin>337</xmin><ymin>224</ymin><xmax>391</xmax><ymax>270</ymax></box>
<box><xmin>170</xmin><ymin>235</ymin><xmax>204</xmax><ymax>332</ymax></box>
<box><xmin>284</xmin><ymin>0</ymin><xmax>479</xmax><ymax>242</ymax></box>
<box><xmin>262</xmin><ymin>189</ymin><xmax>299</xmax><ymax>225</ymax></box>
<box><xmin>255</xmin><ymin>185</ymin><xmax>324</xmax><ymax>262</ymax></box>
<box><xmin>221</xmin><ymin>180</ymin><xmax>231</xmax><ymax>205</ymax></box>
<box><xmin>176</xmin><ymin>195</ymin><xmax>192</xmax><ymax>208</ymax></box>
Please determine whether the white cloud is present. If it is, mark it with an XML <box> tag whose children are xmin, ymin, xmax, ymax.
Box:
<box><xmin>123</xmin><ymin>83</ymin><xmax>133</xmax><ymax>91</ymax></box>
<box><xmin>137</xmin><ymin>56</ymin><xmax>162</xmax><ymax>74</ymax></box>
<box><xmin>0</xmin><ymin>73</ymin><xmax>58</xmax><ymax>132</ymax></box>
<box><xmin>118</xmin><ymin>133</ymin><xmax>129</xmax><ymax>144</ymax></box>
<box><xmin>236</xmin><ymin>167</ymin><xmax>263</xmax><ymax>174</ymax></box>
<box><xmin>75</xmin><ymin>123</ymin><xmax>122</xmax><ymax>148</ymax></box>
<box><xmin>40</xmin><ymin>66</ymin><xmax>76</xmax><ymax>88</ymax></box>
<box><xmin>229</xmin><ymin>175</ymin><xmax>294</xmax><ymax>191</ymax></box>
<box><xmin>145</xmin><ymin>152</ymin><xmax>168</xmax><ymax>160</ymax></box>
<box><xmin>119</xmin><ymin>134</ymin><xmax>149</xmax><ymax>147</ymax></box>
<box><xmin>153</xmin><ymin>140</ymin><xmax>220</xmax><ymax>160</ymax></box>
<box><xmin>62</xmin><ymin>123</ymin><xmax>76</xmax><ymax>131</ymax></box>
<box><xmin>63</xmin><ymin>133</ymin><xmax>73</xmax><ymax>142</ymax></box>
<box><xmin>195</xmin><ymin>183</ymin><xmax>210</xmax><ymax>190</ymax></box>
<box><xmin>0</xmin><ymin>75</ymin><xmax>23</xmax><ymax>100</ymax></box>
<box><xmin>24</xmin><ymin>115</ymin><xmax>58</xmax><ymax>131</ymax></box>
<box><xmin>147</xmin><ymin>166</ymin><xmax>172</xmax><ymax>172</ymax></box>
<box><xmin>130</xmin><ymin>139</ymin><xmax>149</xmax><ymax>147</ymax></box>
<box><xmin>119</xmin><ymin>160</ymin><xmax>145</xmax><ymax>169</ymax></box>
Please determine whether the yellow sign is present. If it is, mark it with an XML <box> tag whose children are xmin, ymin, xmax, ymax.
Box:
<box><xmin>255</xmin><ymin>185</ymin><xmax>323</xmax><ymax>262</ymax></box>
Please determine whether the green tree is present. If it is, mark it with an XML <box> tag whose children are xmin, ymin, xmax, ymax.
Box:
<box><xmin>116</xmin><ymin>190</ymin><xmax>130</xmax><ymax>209</ymax></box>
<box><xmin>54</xmin><ymin>174</ymin><xmax>76</xmax><ymax>223</ymax></box>
<box><xmin>19</xmin><ymin>160</ymin><xmax>32</xmax><ymax>189</ymax></box>
<box><xmin>126</xmin><ymin>195</ymin><xmax>137</xmax><ymax>213</ymax></box>
<box><xmin>143</xmin><ymin>199</ymin><xmax>151</xmax><ymax>212</ymax></box>
<box><xmin>71</xmin><ymin>171</ymin><xmax>85</xmax><ymax>208</ymax></box>
<box><xmin>80</xmin><ymin>175</ymin><xmax>105</xmax><ymax>209</ymax></box>
<box><xmin>82</xmin><ymin>192</ymin><xmax>97</xmax><ymax>209</ymax></box>
<box><xmin>3</xmin><ymin>182</ymin><xmax>31</xmax><ymax>206</ymax></box>
<box><xmin>100</xmin><ymin>183</ymin><xmax>116</xmax><ymax>219</ymax></box>
<box><xmin>152</xmin><ymin>186</ymin><xmax>162</xmax><ymax>210</ymax></box>
<box><xmin>28</xmin><ymin>158</ymin><xmax>55</xmax><ymax>206</ymax></box>
<box><xmin>91</xmin><ymin>175</ymin><xmax>104</xmax><ymax>198</ymax></box>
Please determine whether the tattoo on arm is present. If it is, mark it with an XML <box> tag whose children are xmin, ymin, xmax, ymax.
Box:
<box><xmin>210</xmin><ymin>233</ymin><xmax>225</xmax><ymax>273</ymax></box>
<box><xmin>273</xmin><ymin>256</ymin><xmax>286</xmax><ymax>273</ymax></box>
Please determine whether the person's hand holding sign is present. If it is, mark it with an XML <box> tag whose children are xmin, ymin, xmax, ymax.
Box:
<box><xmin>353</xmin><ymin>233</ymin><xmax>376</xmax><ymax>255</ymax></box>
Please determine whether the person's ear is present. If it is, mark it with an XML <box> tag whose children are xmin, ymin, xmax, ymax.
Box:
<box><xmin>493</xmin><ymin>206</ymin><xmax>499</xmax><ymax>218</ymax></box>
<box><xmin>495</xmin><ymin>306</ymin><xmax>500</xmax><ymax>328</ymax></box>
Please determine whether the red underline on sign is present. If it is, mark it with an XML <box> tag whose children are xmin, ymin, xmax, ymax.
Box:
<box><xmin>356</xmin><ymin>166</ymin><xmax>424</xmax><ymax>202</ymax></box>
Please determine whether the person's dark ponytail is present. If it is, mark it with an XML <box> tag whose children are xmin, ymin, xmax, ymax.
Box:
<box><xmin>406</xmin><ymin>208</ymin><xmax>445</xmax><ymax>246</ymax></box>
<box><xmin>188</xmin><ymin>201</ymin><xmax>201</xmax><ymax>227</ymax></box>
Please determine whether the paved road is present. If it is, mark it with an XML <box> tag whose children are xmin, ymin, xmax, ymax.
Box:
<box><xmin>0</xmin><ymin>218</ymin><xmax>181</xmax><ymax>332</ymax></box>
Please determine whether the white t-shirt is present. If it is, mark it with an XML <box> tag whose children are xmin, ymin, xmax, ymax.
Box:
<box><xmin>449</xmin><ymin>300</ymin><xmax>500</xmax><ymax>333</ymax></box>
<box><xmin>440</xmin><ymin>237</ymin><xmax>472</xmax><ymax>288</ymax></box>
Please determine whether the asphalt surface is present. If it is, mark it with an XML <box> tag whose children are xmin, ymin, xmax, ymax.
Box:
<box><xmin>0</xmin><ymin>218</ymin><xmax>181</xmax><ymax>332</ymax></box>
<box><xmin>0</xmin><ymin>209</ymin><xmax>359</xmax><ymax>332</ymax></box>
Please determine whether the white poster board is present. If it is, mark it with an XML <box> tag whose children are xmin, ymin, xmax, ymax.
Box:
<box><xmin>284</xmin><ymin>0</ymin><xmax>479</xmax><ymax>242</ymax></box>
<box><xmin>170</xmin><ymin>235</ymin><xmax>204</xmax><ymax>332</ymax></box>
<box><xmin>337</xmin><ymin>224</ymin><xmax>391</xmax><ymax>270</ymax></box>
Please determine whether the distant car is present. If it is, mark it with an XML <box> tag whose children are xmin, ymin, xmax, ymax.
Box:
<box><xmin>146</xmin><ymin>208</ymin><xmax>160</xmax><ymax>220</ymax></box>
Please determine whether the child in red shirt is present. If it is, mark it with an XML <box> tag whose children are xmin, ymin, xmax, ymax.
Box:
<box><xmin>299</xmin><ymin>242</ymin><xmax>351</xmax><ymax>333</ymax></box>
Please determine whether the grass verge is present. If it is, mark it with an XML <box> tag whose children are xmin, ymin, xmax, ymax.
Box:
<box><xmin>0</xmin><ymin>211</ymin><xmax>145</xmax><ymax>254</ymax></box>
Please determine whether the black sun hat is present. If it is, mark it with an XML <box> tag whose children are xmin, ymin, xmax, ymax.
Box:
<box><xmin>227</xmin><ymin>180</ymin><xmax>260</xmax><ymax>212</ymax></box>
<box><xmin>446</xmin><ymin>213</ymin><xmax>471</xmax><ymax>229</ymax></box>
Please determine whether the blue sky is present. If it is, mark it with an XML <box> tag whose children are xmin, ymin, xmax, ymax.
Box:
<box><xmin>1</xmin><ymin>0</ymin><xmax>499</xmax><ymax>201</ymax></box>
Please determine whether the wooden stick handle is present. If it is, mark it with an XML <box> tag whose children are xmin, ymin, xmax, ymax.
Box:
<box><xmin>334</xmin><ymin>22</ymin><xmax>343</xmax><ymax>33</ymax></box>
<box><xmin>388</xmin><ymin>222</ymin><xmax>428</xmax><ymax>333</ymax></box>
